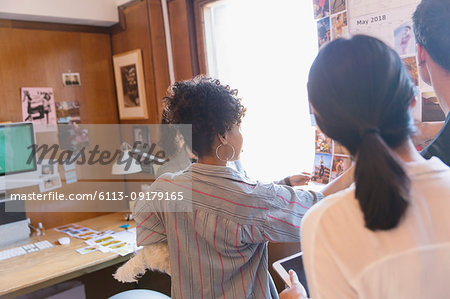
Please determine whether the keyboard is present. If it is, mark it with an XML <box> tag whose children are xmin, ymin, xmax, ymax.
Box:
<box><xmin>0</xmin><ymin>240</ymin><xmax>54</xmax><ymax>261</ymax></box>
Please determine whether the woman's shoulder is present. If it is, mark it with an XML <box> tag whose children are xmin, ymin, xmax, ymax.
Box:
<box><xmin>149</xmin><ymin>170</ymin><xmax>193</xmax><ymax>193</ymax></box>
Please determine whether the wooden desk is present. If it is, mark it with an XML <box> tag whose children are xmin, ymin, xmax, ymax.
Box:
<box><xmin>0</xmin><ymin>213</ymin><xmax>135</xmax><ymax>298</ymax></box>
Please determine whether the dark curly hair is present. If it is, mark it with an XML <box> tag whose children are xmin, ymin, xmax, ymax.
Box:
<box><xmin>162</xmin><ymin>76</ymin><xmax>246</xmax><ymax>158</ymax></box>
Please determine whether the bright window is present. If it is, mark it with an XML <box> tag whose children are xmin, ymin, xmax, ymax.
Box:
<box><xmin>203</xmin><ymin>0</ymin><xmax>318</xmax><ymax>181</ymax></box>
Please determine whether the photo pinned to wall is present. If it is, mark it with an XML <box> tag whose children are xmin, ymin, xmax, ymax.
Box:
<box><xmin>348</xmin><ymin>4</ymin><xmax>418</xmax><ymax>52</ymax></box>
<box><xmin>330</xmin><ymin>155</ymin><xmax>351</xmax><ymax>180</ymax></box>
<box><xmin>21</xmin><ymin>87</ymin><xmax>57</xmax><ymax>132</ymax></box>
<box><xmin>312</xmin><ymin>153</ymin><xmax>332</xmax><ymax>184</ymax></box>
<box><xmin>113</xmin><ymin>50</ymin><xmax>148</xmax><ymax>120</ymax></box>
<box><xmin>331</xmin><ymin>11</ymin><xmax>349</xmax><ymax>40</ymax></box>
<box><xmin>62</xmin><ymin>157</ymin><xmax>78</xmax><ymax>185</ymax></box>
<box><xmin>58</xmin><ymin>123</ymin><xmax>89</xmax><ymax>151</ymax></box>
<box><xmin>315</xmin><ymin>128</ymin><xmax>333</xmax><ymax>154</ymax></box>
<box><xmin>330</xmin><ymin>0</ymin><xmax>346</xmax><ymax>15</ymax></box>
<box><xmin>402</xmin><ymin>56</ymin><xmax>419</xmax><ymax>86</ymax></box>
<box><xmin>132</xmin><ymin>125</ymin><xmax>151</xmax><ymax>148</ymax></box>
<box><xmin>317</xmin><ymin>17</ymin><xmax>331</xmax><ymax>48</ymax></box>
<box><xmin>347</xmin><ymin>0</ymin><xmax>415</xmax><ymax>18</ymax></box>
<box><xmin>132</xmin><ymin>125</ymin><xmax>155</xmax><ymax>174</ymax></box>
<box><xmin>37</xmin><ymin>159</ymin><xmax>58</xmax><ymax>177</ymax></box>
<box><xmin>313</xmin><ymin>0</ymin><xmax>330</xmax><ymax>19</ymax></box>
<box><xmin>422</xmin><ymin>92</ymin><xmax>446</xmax><ymax>122</ymax></box>
<box><xmin>39</xmin><ymin>174</ymin><xmax>62</xmax><ymax>193</ymax></box>
<box><xmin>62</xmin><ymin>73</ymin><xmax>81</xmax><ymax>86</ymax></box>
<box><xmin>394</xmin><ymin>22</ymin><xmax>415</xmax><ymax>57</ymax></box>
<box><xmin>64</xmin><ymin>170</ymin><xmax>78</xmax><ymax>184</ymax></box>
<box><xmin>63</xmin><ymin>160</ymin><xmax>76</xmax><ymax>172</ymax></box>
<box><xmin>333</xmin><ymin>141</ymin><xmax>351</xmax><ymax>156</ymax></box>
<box><xmin>56</xmin><ymin>100</ymin><xmax>88</xmax><ymax>154</ymax></box>
<box><xmin>56</xmin><ymin>101</ymin><xmax>81</xmax><ymax>124</ymax></box>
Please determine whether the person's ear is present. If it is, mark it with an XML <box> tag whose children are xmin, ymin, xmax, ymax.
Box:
<box><xmin>218</xmin><ymin>133</ymin><xmax>227</xmax><ymax>145</ymax></box>
<box><xmin>417</xmin><ymin>44</ymin><xmax>426</xmax><ymax>67</ymax></box>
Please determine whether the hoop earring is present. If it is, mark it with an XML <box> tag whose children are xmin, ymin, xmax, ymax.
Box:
<box><xmin>215</xmin><ymin>143</ymin><xmax>235</xmax><ymax>161</ymax></box>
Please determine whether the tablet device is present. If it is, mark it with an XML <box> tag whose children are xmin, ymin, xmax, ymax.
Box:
<box><xmin>272</xmin><ymin>252</ymin><xmax>309</xmax><ymax>296</ymax></box>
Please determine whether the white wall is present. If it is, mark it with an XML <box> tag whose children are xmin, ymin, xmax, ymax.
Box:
<box><xmin>0</xmin><ymin>0</ymin><xmax>136</xmax><ymax>26</ymax></box>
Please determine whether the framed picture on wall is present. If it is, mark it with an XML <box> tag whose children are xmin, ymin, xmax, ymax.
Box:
<box><xmin>112</xmin><ymin>49</ymin><xmax>148</xmax><ymax>120</ymax></box>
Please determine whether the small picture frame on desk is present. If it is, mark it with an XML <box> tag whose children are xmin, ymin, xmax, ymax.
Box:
<box><xmin>113</xmin><ymin>49</ymin><xmax>148</xmax><ymax>120</ymax></box>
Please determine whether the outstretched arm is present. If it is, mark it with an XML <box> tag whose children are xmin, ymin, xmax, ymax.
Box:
<box><xmin>320</xmin><ymin>165</ymin><xmax>354</xmax><ymax>197</ymax></box>
<box><xmin>276</xmin><ymin>173</ymin><xmax>312</xmax><ymax>187</ymax></box>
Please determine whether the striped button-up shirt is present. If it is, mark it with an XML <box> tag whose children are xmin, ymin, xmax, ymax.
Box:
<box><xmin>133</xmin><ymin>163</ymin><xmax>323</xmax><ymax>299</ymax></box>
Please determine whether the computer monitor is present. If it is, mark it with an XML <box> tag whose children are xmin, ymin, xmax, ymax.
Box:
<box><xmin>0</xmin><ymin>122</ymin><xmax>39</xmax><ymax>191</ymax></box>
<box><xmin>0</xmin><ymin>122</ymin><xmax>38</xmax><ymax>249</ymax></box>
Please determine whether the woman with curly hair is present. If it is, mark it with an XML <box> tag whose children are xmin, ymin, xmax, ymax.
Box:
<box><xmin>132</xmin><ymin>76</ymin><xmax>352</xmax><ymax>299</ymax></box>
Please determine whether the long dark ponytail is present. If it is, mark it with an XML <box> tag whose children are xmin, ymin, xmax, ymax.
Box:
<box><xmin>308</xmin><ymin>35</ymin><xmax>415</xmax><ymax>230</ymax></box>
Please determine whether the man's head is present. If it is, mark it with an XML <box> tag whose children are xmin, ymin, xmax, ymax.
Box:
<box><xmin>413</xmin><ymin>0</ymin><xmax>450</xmax><ymax>73</ymax></box>
<box><xmin>413</xmin><ymin>0</ymin><xmax>450</xmax><ymax>115</ymax></box>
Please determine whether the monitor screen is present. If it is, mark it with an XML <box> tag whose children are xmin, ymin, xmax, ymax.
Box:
<box><xmin>0</xmin><ymin>123</ymin><xmax>37</xmax><ymax>176</ymax></box>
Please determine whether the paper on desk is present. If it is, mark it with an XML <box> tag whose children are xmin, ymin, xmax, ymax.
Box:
<box><xmin>54</xmin><ymin>224</ymin><xmax>81</xmax><ymax>232</ymax></box>
<box><xmin>66</xmin><ymin>228</ymin><xmax>99</xmax><ymax>239</ymax></box>
<box><xmin>97</xmin><ymin>246</ymin><xmax>111</xmax><ymax>253</ymax></box>
<box><xmin>76</xmin><ymin>229</ymin><xmax>101</xmax><ymax>240</ymax></box>
<box><xmin>112</xmin><ymin>243</ymin><xmax>139</xmax><ymax>256</ymax></box>
<box><xmin>83</xmin><ymin>228</ymin><xmax>139</xmax><ymax>256</ymax></box>
<box><xmin>76</xmin><ymin>246</ymin><xmax>98</xmax><ymax>255</ymax></box>
<box><xmin>85</xmin><ymin>235</ymin><xmax>115</xmax><ymax>246</ymax></box>
<box><xmin>55</xmin><ymin>224</ymin><xmax>115</xmax><ymax>241</ymax></box>
<box><xmin>112</xmin><ymin>228</ymin><xmax>137</xmax><ymax>246</ymax></box>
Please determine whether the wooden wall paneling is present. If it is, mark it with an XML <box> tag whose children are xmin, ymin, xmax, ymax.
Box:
<box><xmin>193</xmin><ymin>0</ymin><xmax>217</xmax><ymax>75</ymax></box>
<box><xmin>110</xmin><ymin>1</ymin><xmax>156</xmax><ymax>197</ymax></box>
<box><xmin>185</xmin><ymin>0</ymin><xmax>202</xmax><ymax>76</ymax></box>
<box><xmin>167</xmin><ymin>0</ymin><xmax>196</xmax><ymax>80</ymax></box>
<box><xmin>111</xmin><ymin>0</ymin><xmax>173</xmax><ymax>195</ymax></box>
<box><xmin>111</xmin><ymin>0</ymin><xmax>160</xmax><ymax>125</ymax></box>
<box><xmin>0</xmin><ymin>19</ymin><xmax>111</xmax><ymax>34</ymax></box>
<box><xmin>0</xmin><ymin>26</ymin><xmax>124</xmax><ymax>228</ymax></box>
<box><xmin>26</xmin><ymin>211</ymin><xmax>112</xmax><ymax>231</ymax></box>
<box><xmin>148</xmin><ymin>0</ymin><xmax>171</xmax><ymax>122</ymax></box>
<box><xmin>79</xmin><ymin>33</ymin><xmax>119</xmax><ymax>123</ymax></box>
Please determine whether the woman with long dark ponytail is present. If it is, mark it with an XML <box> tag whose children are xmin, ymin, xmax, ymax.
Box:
<box><xmin>282</xmin><ymin>35</ymin><xmax>450</xmax><ymax>299</ymax></box>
